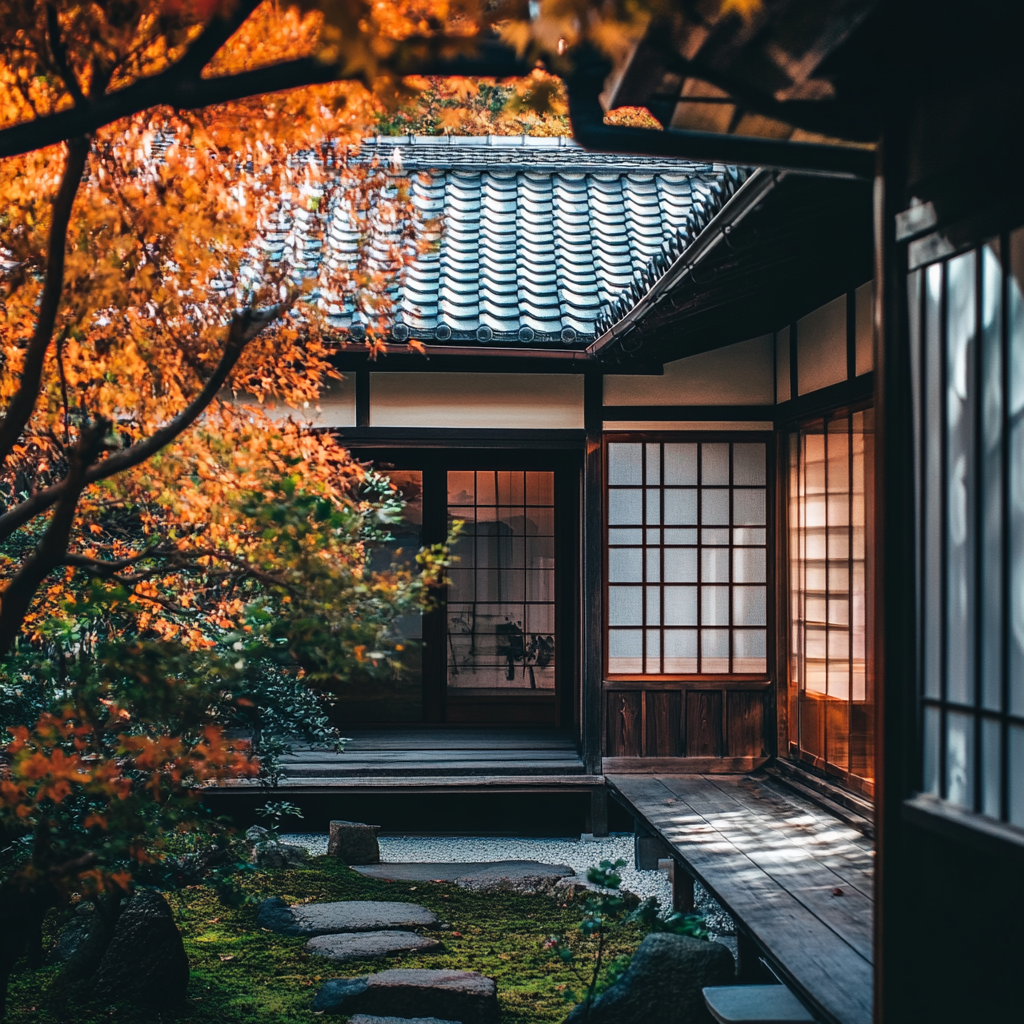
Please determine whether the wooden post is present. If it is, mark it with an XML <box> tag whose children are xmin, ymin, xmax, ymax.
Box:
<box><xmin>581</xmin><ymin>372</ymin><xmax>604</xmax><ymax>774</ymax></box>
<box><xmin>590</xmin><ymin>786</ymin><xmax>609</xmax><ymax>838</ymax></box>
<box><xmin>672</xmin><ymin>862</ymin><xmax>695</xmax><ymax>914</ymax></box>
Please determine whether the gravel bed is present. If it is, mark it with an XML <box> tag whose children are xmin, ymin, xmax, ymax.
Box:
<box><xmin>279</xmin><ymin>832</ymin><xmax>736</xmax><ymax>941</ymax></box>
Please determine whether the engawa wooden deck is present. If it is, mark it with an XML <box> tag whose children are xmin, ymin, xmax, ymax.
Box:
<box><xmin>608</xmin><ymin>772</ymin><xmax>874</xmax><ymax>1024</ymax></box>
<box><xmin>224</xmin><ymin>728</ymin><xmax>599</xmax><ymax>794</ymax></box>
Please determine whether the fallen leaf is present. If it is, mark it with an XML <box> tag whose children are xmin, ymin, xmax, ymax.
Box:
<box><xmin>451</xmin><ymin>931</ymin><xmax>463</xmax><ymax>938</ymax></box>
<box><xmin>832</xmin><ymin>888</ymin><xmax>844</xmax><ymax>897</ymax></box>
<box><xmin>218</xmin><ymin>954</ymin><xmax>235</xmax><ymax>962</ymax></box>
<box><xmin>207</xmin><ymin>917</ymin><xmax>221</xmax><ymax>924</ymax></box>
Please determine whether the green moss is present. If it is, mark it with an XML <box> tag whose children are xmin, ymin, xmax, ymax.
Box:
<box><xmin>6</xmin><ymin>859</ymin><xmax>645</xmax><ymax>1024</ymax></box>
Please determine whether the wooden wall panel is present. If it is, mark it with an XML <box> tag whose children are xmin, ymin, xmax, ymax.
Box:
<box><xmin>726</xmin><ymin>691</ymin><xmax>766</xmax><ymax>757</ymax></box>
<box><xmin>685</xmin><ymin>691</ymin><xmax>724</xmax><ymax>757</ymax></box>
<box><xmin>645</xmin><ymin>691</ymin><xmax>683</xmax><ymax>757</ymax></box>
<box><xmin>606</xmin><ymin>692</ymin><xmax>642</xmax><ymax>756</ymax></box>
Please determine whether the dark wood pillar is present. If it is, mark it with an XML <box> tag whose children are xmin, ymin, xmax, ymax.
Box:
<box><xmin>581</xmin><ymin>372</ymin><xmax>604</xmax><ymax>774</ymax></box>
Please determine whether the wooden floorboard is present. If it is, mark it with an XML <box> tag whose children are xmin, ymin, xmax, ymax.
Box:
<box><xmin>609</xmin><ymin>773</ymin><xmax>874</xmax><ymax>1024</ymax></box>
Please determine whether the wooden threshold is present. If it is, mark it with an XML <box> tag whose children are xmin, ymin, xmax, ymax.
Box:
<box><xmin>603</xmin><ymin>756</ymin><xmax>768</xmax><ymax>774</ymax></box>
<box><xmin>208</xmin><ymin>774</ymin><xmax>604</xmax><ymax>796</ymax></box>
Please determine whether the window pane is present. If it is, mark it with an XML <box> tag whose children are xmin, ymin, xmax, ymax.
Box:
<box><xmin>609</xmin><ymin>629</ymin><xmax>643</xmax><ymax>673</ymax></box>
<box><xmin>981</xmin><ymin>716</ymin><xmax>1001</xmax><ymax>820</ymax></box>
<box><xmin>664</xmin><ymin>548</ymin><xmax>697</xmax><ymax>583</ymax></box>
<box><xmin>664</xmin><ymin>443</ymin><xmax>697</xmax><ymax>484</ymax></box>
<box><xmin>645</xmin><ymin>443</ymin><xmax>661</xmax><ymax>485</ymax></box>
<box><xmin>665</xmin><ymin>527</ymin><xmax>697</xmax><ymax>544</ymax></box>
<box><xmin>923</xmin><ymin>704</ymin><xmax>941</xmax><ymax>796</ymax></box>
<box><xmin>733</xmin><ymin>629</ymin><xmax>766</xmax><ymax>672</ymax></box>
<box><xmin>702</xmin><ymin>443</ymin><xmax>730</xmax><ymax>484</ymax></box>
<box><xmin>646</xmin><ymin>586</ymin><xmax>661</xmax><ymax>625</ymax></box>
<box><xmin>733</xmin><ymin>547</ymin><xmax>766</xmax><ymax>583</ymax></box>
<box><xmin>609</xmin><ymin>527</ymin><xmax>642</xmax><ymax>545</ymax></box>
<box><xmin>924</xmin><ymin>262</ymin><xmax>943</xmax><ymax>701</ymax></box>
<box><xmin>646</xmin><ymin>548</ymin><xmax>661</xmax><ymax>583</ymax></box>
<box><xmin>733</xmin><ymin>443</ymin><xmax>766</xmax><ymax>485</ymax></box>
<box><xmin>981</xmin><ymin>244</ymin><xmax>1004</xmax><ymax>711</ymax></box>
<box><xmin>664</xmin><ymin>629</ymin><xmax>698</xmax><ymax>672</ymax></box>
<box><xmin>702</xmin><ymin>629</ymin><xmax>730</xmax><ymax>672</ymax></box>
<box><xmin>1011</xmin><ymin>229</ymin><xmax>1024</xmax><ymax>716</ymax></box>
<box><xmin>734</xmin><ymin>527</ymin><xmax>766</xmax><ymax>545</ymax></box>
<box><xmin>609</xmin><ymin>443</ymin><xmax>642</xmax><ymax>484</ymax></box>
<box><xmin>945</xmin><ymin>709</ymin><xmax>974</xmax><ymax>810</ymax></box>
<box><xmin>664</xmin><ymin>489</ymin><xmax>697</xmax><ymax>525</ymax></box>
<box><xmin>733</xmin><ymin>489</ymin><xmax>766</xmax><ymax>526</ymax></box>
<box><xmin>701</xmin><ymin>547</ymin><xmax>730</xmax><ymax>583</ymax></box>
<box><xmin>1010</xmin><ymin>724</ymin><xmax>1024</xmax><ymax>828</ymax></box>
<box><xmin>645</xmin><ymin>488</ymin><xmax>661</xmax><ymax>525</ymax></box>
<box><xmin>664</xmin><ymin>586</ymin><xmax>698</xmax><ymax>626</ymax></box>
<box><xmin>609</xmin><ymin>587</ymin><xmax>643</xmax><ymax>625</ymax></box>
<box><xmin>608</xmin><ymin>548</ymin><xmax>642</xmax><ymax>583</ymax></box>
<box><xmin>609</xmin><ymin>489</ymin><xmax>643</xmax><ymax>525</ymax></box>
<box><xmin>701</xmin><ymin>585</ymin><xmax>730</xmax><ymax>626</ymax></box>
<box><xmin>702</xmin><ymin>489</ymin><xmax>730</xmax><ymax>525</ymax></box>
<box><xmin>733</xmin><ymin>586</ymin><xmax>767</xmax><ymax>626</ymax></box>
<box><xmin>945</xmin><ymin>250</ymin><xmax>977</xmax><ymax>707</ymax></box>
<box><xmin>646</xmin><ymin>628</ymin><xmax>661</xmax><ymax>669</ymax></box>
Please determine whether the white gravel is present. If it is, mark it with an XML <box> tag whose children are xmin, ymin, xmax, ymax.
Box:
<box><xmin>279</xmin><ymin>831</ymin><xmax>735</xmax><ymax>941</ymax></box>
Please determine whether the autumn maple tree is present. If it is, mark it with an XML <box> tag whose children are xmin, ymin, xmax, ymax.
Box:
<box><xmin>0</xmin><ymin>0</ymin><xmax>760</xmax><ymax>1014</ymax></box>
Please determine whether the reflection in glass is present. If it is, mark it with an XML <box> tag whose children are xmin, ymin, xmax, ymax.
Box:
<box><xmin>447</xmin><ymin>471</ymin><xmax>556</xmax><ymax>691</ymax></box>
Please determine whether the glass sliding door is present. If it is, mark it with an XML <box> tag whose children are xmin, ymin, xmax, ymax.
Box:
<box><xmin>446</xmin><ymin>470</ymin><xmax>557</xmax><ymax>694</ymax></box>
<box><xmin>788</xmin><ymin>409</ymin><xmax>875</xmax><ymax>794</ymax></box>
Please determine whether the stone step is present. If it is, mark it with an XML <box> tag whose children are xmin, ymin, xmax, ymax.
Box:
<box><xmin>313</xmin><ymin>968</ymin><xmax>498</xmax><ymax>1024</ymax></box>
<box><xmin>307</xmin><ymin>930</ymin><xmax>443</xmax><ymax>962</ymax></box>
<box><xmin>349</xmin><ymin>1017</ymin><xmax>461</xmax><ymax>1024</ymax></box>
<box><xmin>257</xmin><ymin>898</ymin><xmax>439</xmax><ymax>937</ymax></box>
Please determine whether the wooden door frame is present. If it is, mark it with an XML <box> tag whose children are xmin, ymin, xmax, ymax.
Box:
<box><xmin>345</xmin><ymin>442</ymin><xmax>582</xmax><ymax>729</ymax></box>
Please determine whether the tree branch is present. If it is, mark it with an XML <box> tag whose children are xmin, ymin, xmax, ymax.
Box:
<box><xmin>0</xmin><ymin>302</ymin><xmax>289</xmax><ymax>546</ymax></box>
<box><xmin>0</xmin><ymin>39</ymin><xmax>527</xmax><ymax>160</ymax></box>
<box><xmin>0</xmin><ymin>420</ymin><xmax>109</xmax><ymax>656</ymax></box>
<box><xmin>0</xmin><ymin>136</ymin><xmax>89</xmax><ymax>468</ymax></box>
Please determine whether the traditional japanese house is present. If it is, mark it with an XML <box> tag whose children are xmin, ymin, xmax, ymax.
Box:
<box><xmin>212</xmin><ymin>1</ymin><xmax>1024</xmax><ymax>1021</ymax></box>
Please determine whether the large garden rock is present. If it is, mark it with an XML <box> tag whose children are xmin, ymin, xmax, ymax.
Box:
<box><xmin>307</xmin><ymin>930</ymin><xmax>442</xmax><ymax>962</ymax></box>
<box><xmin>563</xmin><ymin>933</ymin><xmax>735</xmax><ymax>1024</ymax></box>
<box><xmin>92</xmin><ymin>890</ymin><xmax>190</xmax><ymax>1006</ymax></box>
<box><xmin>257</xmin><ymin>897</ymin><xmax>439</xmax><ymax>936</ymax></box>
<box><xmin>246</xmin><ymin>826</ymin><xmax>310</xmax><ymax>869</ymax></box>
<box><xmin>313</xmin><ymin>968</ymin><xmax>498</xmax><ymax>1024</ymax></box>
<box><xmin>49</xmin><ymin>903</ymin><xmax>99</xmax><ymax>965</ymax></box>
<box><xmin>328</xmin><ymin>819</ymin><xmax>381</xmax><ymax>864</ymax></box>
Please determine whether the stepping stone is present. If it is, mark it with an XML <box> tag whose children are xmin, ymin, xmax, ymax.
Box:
<box><xmin>257</xmin><ymin>897</ymin><xmax>439</xmax><ymax>937</ymax></box>
<box><xmin>352</xmin><ymin>861</ymin><xmax>574</xmax><ymax>883</ymax></box>
<box><xmin>349</xmin><ymin>1017</ymin><xmax>461</xmax><ymax>1024</ymax></box>
<box><xmin>313</xmin><ymin>968</ymin><xmax>498</xmax><ymax>1024</ymax></box>
<box><xmin>307</xmin><ymin>930</ymin><xmax>442</xmax><ymax>962</ymax></box>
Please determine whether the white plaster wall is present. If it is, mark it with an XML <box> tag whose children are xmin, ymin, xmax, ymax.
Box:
<box><xmin>369</xmin><ymin>372</ymin><xmax>584</xmax><ymax>429</ymax></box>
<box><xmin>603</xmin><ymin>334</ymin><xmax>775</xmax><ymax>406</ymax></box>
<box><xmin>797</xmin><ymin>294</ymin><xmax>847</xmax><ymax>395</ymax></box>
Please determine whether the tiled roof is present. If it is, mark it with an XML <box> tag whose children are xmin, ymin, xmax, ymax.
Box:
<box><xmin>269</xmin><ymin>136</ymin><xmax>747</xmax><ymax>348</ymax></box>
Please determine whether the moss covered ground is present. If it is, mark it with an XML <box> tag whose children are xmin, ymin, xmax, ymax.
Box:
<box><xmin>6</xmin><ymin>857</ymin><xmax>646</xmax><ymax>1024</ymax></box>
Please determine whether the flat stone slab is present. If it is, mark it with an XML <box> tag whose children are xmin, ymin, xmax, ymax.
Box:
<box><xmin>313</xmin><ymin>968</ymin><xmax>498</xmax><ymax>1024</ymax></box>
<box><xmin>351</xmin><ymin>861</ymin><xmax>574</xmax><ymax>883</ymax></box>
<box><xmin>307</xmin><ymin>930</ymin><xmax>442</xmax><ymax>962</ymax></box>
<box><xmin>257</xmin><ymin>897</ymin><xmax>439</xmax><ymax>937</ymax></box>
<box><xmin>349</xmin><ymin>1017</ymin><xmax>461</xmax><ymax>1024</ymax></box>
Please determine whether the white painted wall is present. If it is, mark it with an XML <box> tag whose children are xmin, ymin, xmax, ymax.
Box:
<box><xmin>603</xmin><ymin>334</ymin><xmax>775</xmax><ymax>406</ymax></box>
<box><xmin>369</xmin><ymin>372</ymin><xmax>584</xmax><ymax>429</ymax></box>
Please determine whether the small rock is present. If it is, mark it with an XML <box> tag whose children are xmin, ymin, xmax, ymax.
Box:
<box><xmin>563</xmin><ymin>933</ymin><xmax>734</xmax><ymax>1024</ymax></box>
<box><xmin>257</xmin><ymin>897</ymin><xmax>439</xmax><ymax>937</ymax></box>
<box><xmin>307</xmin><ymin>930</ymin><xmax>442</xmax><ymax>962</ymax></box>
<box><xmin>313</xmin><ymin>968</ymin><xmax>498</xmax><ymax>1024</ymax></box>
<box><xmin>328</xmin><ymin>820</ymin><xmax>381</xmax><ymax>864</ymax></box>
<box><xmin>92</xmin><ymin>891</ymin><xmax>190</xmax><ymax>1006</ymax></box>
<box><xmin>349</xmin><ymin>1017</ymin><xmax>461</xmax><ymax>1024</ymax></box>
<box><xmin>251</xmin><ymin>842</ymin><xmax>310</xmax><ymax>869</ymax></box>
